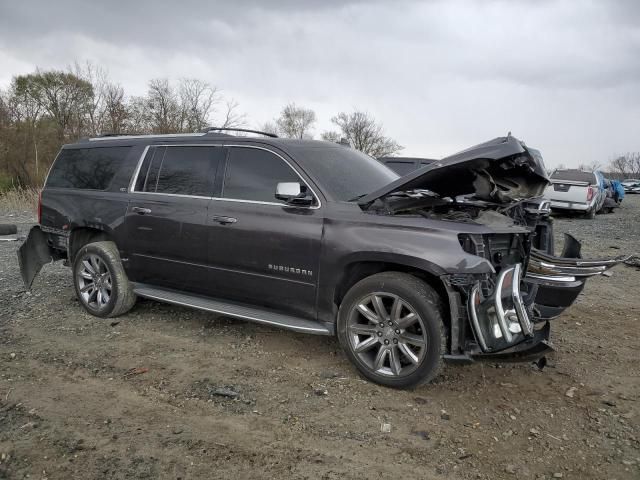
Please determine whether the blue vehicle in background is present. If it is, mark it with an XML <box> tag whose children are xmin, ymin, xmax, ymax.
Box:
<box><xmin>601</xmin><ymin>178</ymin><xmax>625</xmax><ymax>213</ymax></box>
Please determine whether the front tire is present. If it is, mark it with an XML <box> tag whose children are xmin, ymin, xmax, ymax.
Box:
<box><xmin>72</xmin><ymin>241</ymin><xmax>136</xmax><ymax>318</ymax></box>
<box><xmin>337</xmin><ymin>272</ymin><xmax>445</xmax><ymax>389</ymax></box>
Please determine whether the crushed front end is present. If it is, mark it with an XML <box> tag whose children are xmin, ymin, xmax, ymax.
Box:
<box><xmin>448</xmin><ymin>229</ymin><xmax>554</xmax><ymax>361</ymax></box>
<box><xmin>447</xmin><ymin>225</ymin><xmax>628</xmax><ymax>363</ymax></box>
<box><xmin>361</xmin><ymin>134</ymin><xmax>629</xmax><ymax>363</ymax></box>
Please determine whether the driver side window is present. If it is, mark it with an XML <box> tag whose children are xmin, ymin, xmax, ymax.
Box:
<box><xmin>222</xmin><ymin>147</ymin><xmax>301</xmax><ymax>203</ymax></box>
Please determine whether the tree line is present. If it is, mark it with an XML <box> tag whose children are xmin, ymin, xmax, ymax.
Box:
<box><xmin>0</xmin><ymin>63</ymin><xmax>402</xmax><ymax>187</ymax></box>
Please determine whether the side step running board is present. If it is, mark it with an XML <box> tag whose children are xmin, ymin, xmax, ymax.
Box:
<box><xmin>132</xmin><ymin>284</ymin><xmax>333</xmax><ymax>336</ymax></box>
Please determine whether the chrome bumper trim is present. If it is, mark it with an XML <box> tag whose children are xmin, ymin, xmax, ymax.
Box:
<box><xmin>468</xmin><ymin>263</ymin><xmax>533</xmax><ymax>352</ymax></box>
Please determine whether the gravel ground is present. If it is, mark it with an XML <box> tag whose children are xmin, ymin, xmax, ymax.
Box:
<box><xmin>0</xmin><ymin>197</ymin><xmax>639</xmax><ymax>480</ymax></box>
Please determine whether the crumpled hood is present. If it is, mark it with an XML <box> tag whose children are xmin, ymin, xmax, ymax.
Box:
<box><xmin>359</xmin><ymin>135</ymin><xmax>550</xmax><ymax>208</ymax></box>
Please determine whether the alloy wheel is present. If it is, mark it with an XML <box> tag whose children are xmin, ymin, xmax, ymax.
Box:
<box><xmin>76</xmin><ymin>254</ymin><xmax>112</xmax><ymax>311</ymax></box>
<box><xmin>346</xmin><ymin>293</ymin><xmax>428</xmax><ymax>377</ymax></box>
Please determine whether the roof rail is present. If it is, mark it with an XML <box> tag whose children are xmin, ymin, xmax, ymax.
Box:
<box><xmin>202</xmin><ymin>127</ymin><xmax>278</xmax><ymax>138</ymax></box>
<box><xmin>94</xmin><ymin>132</ymin><xmax>138</xmax><ymax>138</ymax></box>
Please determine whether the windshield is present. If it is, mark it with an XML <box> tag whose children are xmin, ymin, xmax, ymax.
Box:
<box><xmin>290</xmin><ymin>144</ymin><xmax>399</xmax><ymax>201</ymax></box>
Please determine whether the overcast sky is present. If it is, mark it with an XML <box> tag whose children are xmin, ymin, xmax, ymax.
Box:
<box><xmin>1</xmin><ymin>0</ymin><xmax>639</xmax><ymax>168</ymax></box>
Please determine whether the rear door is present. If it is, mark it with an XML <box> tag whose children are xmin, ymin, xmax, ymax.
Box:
<box><xmin>205</xmin><ymin>145</ymin><xmax>324</xmax><ymax>319</ymax></box>
<box><xmin>124</xmin><ymin>144</ymin><xmax>225</xmax><ymax>293</ymax></box>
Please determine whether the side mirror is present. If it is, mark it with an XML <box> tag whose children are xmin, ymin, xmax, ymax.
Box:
<box><xmin>275</xmin><ymin>182</ymin><xmax>314</xmax><ymax>206</ymax></box>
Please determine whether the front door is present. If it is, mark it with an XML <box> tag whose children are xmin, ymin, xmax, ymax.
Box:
<box><xmin>206</xmin><ymin>145</ymin><xmax>324</xmax><ymax>319</ymax></box>
<box><xmin>124</xmin><ymin>144</ymin><xmax>225</xmax><ymax>293</ymax></box>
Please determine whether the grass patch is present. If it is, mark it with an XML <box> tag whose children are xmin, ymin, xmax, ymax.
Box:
<box><xmin>0</xmin><ymin>174</ymin><xmax>15</xmax><ymax>193</ymax></box>
<box><xmin>0</xmin><ymin>186</ymin><xmax>40</xmax><ymax>213</ymax></box>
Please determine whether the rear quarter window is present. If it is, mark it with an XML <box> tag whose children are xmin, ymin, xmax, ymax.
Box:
<box><xmin>47</xmin><ymin>146</ymin><xmax>131</xmax><ymax>190</ymax></box>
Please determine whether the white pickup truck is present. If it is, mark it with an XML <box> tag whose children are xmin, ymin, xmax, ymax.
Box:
<box><xmin>544</xmin><ymin>169</ymin><xmax>605</xmax><ymax>218</ymax></box>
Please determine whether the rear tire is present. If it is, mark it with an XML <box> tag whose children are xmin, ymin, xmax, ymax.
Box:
<box><xmin>72</xmin><ymin>241</ymin><xmax>136</xmax><ymax>318</ymax></box>
<box><xmin>584</xmin><ymin>208</ymin><xmax>596</xmax><ymax>219</ymax></box>
<box><xmin>337</xmin><ymin>272</ymin><xmax>445</xmax><ymax>389</ymax></box>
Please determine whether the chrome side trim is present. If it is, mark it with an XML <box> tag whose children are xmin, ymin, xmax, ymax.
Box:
<box><xmin>128</xmin><ymin>191</ymin><xmax>212</xmax><ymax>201</ymax></box>
<box><xmin>42</xmin><ymin>149</ymin><xmax>63</xmax><ymax>189</ymax></box>
<box><xmin>210</xmin><ymin>197</ymin><xmax>284</xmax><ymax>207</ymax></box>
<box><xmin>128</xmin><ymin>145</ymin><xmax>151</xmax><ymax>193</ymax></box>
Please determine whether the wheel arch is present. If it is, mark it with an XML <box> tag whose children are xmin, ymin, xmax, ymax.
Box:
<box><xmin>332</xmin><ymin>255</ymin><xmax>451</xmax><ymax>333</ymax></box>
<box><xmin>68</xmin><ymin>227</ymin><xmax>115</xmax><ymax>262</ymax></box>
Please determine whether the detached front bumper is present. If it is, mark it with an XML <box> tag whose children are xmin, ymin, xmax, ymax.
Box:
<box><xmin>465</xmin><ymin>234</ymin><xmax>628</xmax><ymax>356</ymax></box>
<box><xmin>526</xmin><ymin>234</ymin><xmax>629</xmax><ymax>320</ymax></box>
<box><xmin>18</xmin><ymin>226</ymin><xmax>64</xmax><ymax>289</ymax></box>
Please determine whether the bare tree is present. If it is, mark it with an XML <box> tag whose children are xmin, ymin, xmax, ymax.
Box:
<box><xmin>178</xmin><ymin>78</ymin><xmax>218</xmax><ymax>132</ymax></box>
<box><xmin>20</xmin><ymin>70</ymin><xmax>94</xmax><ymax>141</ymax></box>
<box><xmin>218</xmin><ymin>99</ymin><xmax>246</xmax><ymax>129</ymax></box>
<box><xmin>324</xmin><ymin>110</ymin><xmax>402</xmax><ymax>157</ymax></box>
<box><xmin>0</xmin><ymin>64</ymin><xmax>249</xmax><ymax>186</ymax></box>
<box><xmin>320</xmin><ymin>131</ymin><xmax>341</xmax><ymax>143</ymax></box>
<box><xmin>609</xmin><ymin>153</ymin><xmax>640</xmax><ymax>178</ymax></box>
<box><xmin>577</xmin><ymin>160</ymin><xmax>602</xmax><ymax>172</ymax></box>
<box><xmin>275</xmin><ymin>103</ymin><xmax>316</xmax><ymax>139</ymax></box>
<box><xmin>259</xmin><ymin>121</ymin><xmax>278</xmax><ymax>136</ymax></box>
<box><xmin>125</xmin><ymin>96</ymin><xmax>151</xmax><ymax>134</ymax></box>
<box><xmin>73</xmin><ymin>61</ymin><xmax>109</xmax><ymax>136</ymax></box>
<box><xmin>103</xmin><ymin>83</ymin><xmax>128</xmax><ymax>134</ymax></box>
<box><xmin>146</xmin><ymin>78</ymin><xmax>181</xmax><ymax>134</ymax></box>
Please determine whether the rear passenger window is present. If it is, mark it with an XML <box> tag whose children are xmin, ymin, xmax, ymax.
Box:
<box><xmin>47</xmin><ymin>147</ymin><xmax>131</xmax><ymax>190</ymax></box>
<box><xmin>133</xmin><ymin>146</ymin><xmax>222</xmax><ymax>197</ymax></box>
<box><xmin>223</xmin><ymin>147</ymin><xmax>300</xmax><ymax>202</ymax></box>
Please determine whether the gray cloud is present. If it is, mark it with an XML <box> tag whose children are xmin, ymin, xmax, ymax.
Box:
<box><xmin>1</xmin><ymin>0</ymin><xmax>639</xmax><ymax>166</ymax></box>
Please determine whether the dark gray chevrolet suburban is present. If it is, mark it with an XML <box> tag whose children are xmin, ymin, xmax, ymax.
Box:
<box><xmin>18</xmin><ymin>130</ymin><xmax>625</xmax><ymax>388</ymax></box>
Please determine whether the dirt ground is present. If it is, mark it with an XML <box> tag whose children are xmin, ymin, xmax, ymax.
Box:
<box><xmin>1</xmin><ymin>197</ymin><xmax>639</xmax><ymax>480</ymax></box>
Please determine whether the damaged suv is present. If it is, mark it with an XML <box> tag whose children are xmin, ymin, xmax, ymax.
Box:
<box><xmin>19</xmin><ymin>130</ymin><xmax>626</xmax><ymax>388</ymax></box>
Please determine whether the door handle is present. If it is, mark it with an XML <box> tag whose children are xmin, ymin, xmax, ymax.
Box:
<box><xmin>132</xmin><ymin>207</ymin><xmax>152</xmax><ymax>215</ymax></box>
<box><xmin>211</xmin><ymin>215</ymin><xmax>237</xmax><ymax>225</ymax></box>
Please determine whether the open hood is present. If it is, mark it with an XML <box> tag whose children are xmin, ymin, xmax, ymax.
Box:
<box><xmin>359</xmin><ymin>135</ymin><xmax>550</xmax><ymax>208</ymax></box>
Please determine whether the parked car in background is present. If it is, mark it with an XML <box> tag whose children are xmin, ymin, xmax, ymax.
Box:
<box><xmin>378</xmin><ymin>157</ymin><xmax>436</xmax><ymax>175</ymax></box>
<box><xmin>544</xmin><ymin>169</ymin><xmax>606</xmax><ymax>218</ymax></box>
<box><xmin>621</xmin><ymin>178</ymin><xmax>640</xmax><ymax>194</ymax></box>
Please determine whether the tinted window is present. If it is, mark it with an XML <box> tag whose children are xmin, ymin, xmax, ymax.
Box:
<box><xmin>289</xmin><ymin>145</ymin><xmax>398</xmax><ymax>202</ymax></box>
<box><xmin>385</xmin><ymin>161</ymin><xmax>416</xmax><ymax>176</ymax></box>
<box><xmin>47</xmin><ymin>147</ymin><xmax>131</xmax><ymax>190</ymax></box>
<box><xmin>223</xmin><ymin>147</ymin><xmax>300</xmax><ymax>202</ymax></box>
<box><xmin>134</xmin><ymin>146</ymin><xmax>221</xmax><ymax>196</ymax></box>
